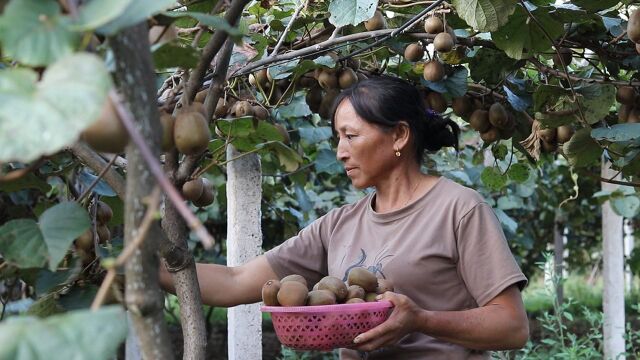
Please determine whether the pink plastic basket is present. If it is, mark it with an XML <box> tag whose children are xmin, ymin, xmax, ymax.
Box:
<box><xmin>261</xmin><ymin>301</ymin><xmax>393</xmax><ymax>351</ymax></box>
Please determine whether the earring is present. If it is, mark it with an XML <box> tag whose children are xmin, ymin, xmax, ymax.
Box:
<box><xmin>395</xmin><ymin>149</ymin><xmax>401</xmax><ymax>157</ymax></box>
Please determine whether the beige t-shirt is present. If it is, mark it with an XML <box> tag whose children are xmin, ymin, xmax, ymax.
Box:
<box><xmin>265</xmin><ymin>176</ymin><xmax>527</xmax><ymax>359</ymax></box>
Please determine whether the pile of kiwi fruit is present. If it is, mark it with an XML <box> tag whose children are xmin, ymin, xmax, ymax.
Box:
<box><xmin>262</xmin><ymin>267</ymin><xmax>394</xmax><ymax>307</ymax></box>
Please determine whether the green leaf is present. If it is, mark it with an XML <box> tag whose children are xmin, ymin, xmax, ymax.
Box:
<box><xmin>152</xmin><ymin>43</ymin><xmax>201</xmax><ymax>69</ymax></box>
<box><xmin>422</xmin><ymin>67</ymin><xmax>468</xmax><ymax>97</ymax></box>
<box><xmin>0</xmin><ymin>219</ymin><xmax>47</xmax><ymax>268</ymax></box>
<box><xmin>563</xmin><ymin>128</ymin><xmax>602</xmax><ymax>168</ymax></box>
<box><xmin>0</xmin><ymin>0</ymin><xmax>79</xmax><ymax>66</ymax></box>
<box><xmin>0</xmin><ymin>306</ymin><xmax>127</xmax><ymax>360</ymax></box>
<box><xmin>161</xmin><ymin>11</ymin><xmax>242</xmax><ymax>38</ymax></box>
<box><xmin>255</xmin><ymin>121</ymin><xmax>285</xmax><ymax>142</ymax></box>
<box><xmin>299</xmin><ymin>126</ymin><xmax>333</xmax><ymax>145</ymax></box>
<box><xmin>216</xmin><ymin>117</ymin><xmax>255</xmax><ymax>137</ymax></box>
<box><xmin>39</xmin><ymin>202</ymin><xmax>90</xmax><ymax>271</ymax></box>
<box><xmin>592</xmin><ymin>124</ymin><xmax>640</xmax><ymax>143</ymax></box>
<box><xmin>497</xmin><ymin>195</ymin><xmax>524</xmax><ymax>210</ymax></box>
<box><xmin>451</xmin><ymin>0</ymin><xmax>516</xmax><ymax>32</ymax></box>
<box><xmin>72</xmin><ymin>0</ymin><xmax>131</xmax><ymax>31</ymax></box>
<box><xmin>571</xmin><ymin>0</ymin><xmax>618</xmax><ymax>12</ymax></box>
<box><xmin>469</xmin><ymin>48</ymin><xmax>518</xmax><ymax>85</ymax></box>
<box><xmin>0</xmin><ymin>172</ymin><xmax>51</xmax><ymax>193</ymax></box>
<box><xmin>315</xmin><ymin>148</ymin><xmax>343</xmax><ymax>175</ymax></box>
<box><xmin>507</xmin><ymin>163</ymin><xmax>530</xmax><ymax>183</ymax></box>
<box><xmin>97</xmin><ymin>0</ymin><xmax>175</xmax><ymax>35</ymax></box>
<box><xmin>260</xmin><ymin>142</ymin><xmax>303</xmax><ymax>172</ymax></box>
<box><xmin>328</xmin><ymin>0</ymin><xmax>377</xmax><ymax>27</ymax></box>
<box><xmin>276</xmin><ymin>94</ymin><xmax>312</xmax><ymax>119</ymax></box>
<box><xmin>492</xmin><ymin>5</ymin><xmax>564</xmax><ymax>59</ymax></box>
<box><xmin>481</xmin><ymin>167</ymin><xmax>507</xmax><ymax>191</ymax></box>
<box><xmin>611</xmin><ymin>196</ymin><xmax>640</xmax><ymax>218</ymax></box>
<box><xmin>577</xmin><ymin>84</ymin><xmax>616</xmax><ymax>125</ymax></box>
<box><xmin>0</xmin><ymin>53</ymin><xmax>112</xmax><ymax>162</ymax></box>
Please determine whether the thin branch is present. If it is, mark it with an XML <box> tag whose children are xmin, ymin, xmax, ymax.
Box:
<box><xmin>70</xmin><ymin>143</ymin><xmax>126</xmax><ymax>200</ymax></box>
<box><xmin>91</xmin><ymin>187</ymin><xmax>161</xmax><ymax>310</ymax></box>
<box><xmin>528</xmin><ymin>57</ymin><xmax>640</xmax><ymax>87</ymax></box>
<box><xmin>270</xmin><ymin>0</ymin><xmax>307</xmax><ymax>56</ymax></box>
<box><xmin>599</xmin><ymin>177</ymin><xmax>640</xmax><ymax>188</ymax></box>
<box><xmin>109</xmin><ymin>91</ymin><xmax>215</xmax><ymax>249</ymax></box>
<box><xmin>76</xmin><ymin>155</ymin><xmax>118</xmax><ymax>203</ymax></box>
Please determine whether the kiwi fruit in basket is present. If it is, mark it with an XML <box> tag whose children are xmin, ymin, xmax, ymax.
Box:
<box><xmin>262</xmin><ymin>279</ymin><xmax>281</xmax><ymax>306</ymax></box>
<box><xmin>277</xmin><ymin>281</ymin><xmax>309</xmax><ymax>306</ymax></box>
<box><xmin>347</xmin><ymin>268</ymin><xmax>378</xmax><ymax>293</ymax></box>
<box><xmin>364</xmin><ymin>293</ymin><xmax>379</xmax><ymax>302</ymax></box>
<box><xmin>317</xmin><ymin>276</ymin><xmax>348</xmax><ymax>302</ymax></box>
<box><xmin>346</xmin><ymin>298</ymin><xmax>365</xmax><ymax>304</ymax></box>
<box><xmin>376</xmin><ymin>278</ymin><xmax>394</xmax><ymax>294</ymax></box>
<box><xmin>346</xmin><ymin>285</ymin><xmax>365</xmax><ymax>300</ymax></box>
<box><xmin>281</xmin><ymin>274</ymin><xmax>308</xmax><ymax>287</ymax></box>
<box><xmin>307</xmin><ymin>290</ymin><xmax>337</xmax><ymax>306</ymax></box>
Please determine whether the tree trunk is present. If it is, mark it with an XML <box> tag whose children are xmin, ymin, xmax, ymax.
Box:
<box><xmin>226</xmin><ymin>145</ymin><xmax>262</xmax><ymax>360</ymax></box>
<box><xmin>111</xmin><ymin>24</ymin><xmax>173</xmax><ymax>359</ymax></box>
<box><xmin>601</xmin><ymin>160</ymin><xmax>625</xmax><ymax>360</ymax></box>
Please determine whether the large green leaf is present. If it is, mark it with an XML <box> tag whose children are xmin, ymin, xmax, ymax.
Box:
<box><xmin>0</xmin><ymin>219</ymin><xmax>47</xmax><ymax>268</ymax></box>
<box><xmin>97</xmin><ymin>0</ymin><xmax>175</xmax><ymax>35</ymax></box>
<box><xmin>577</xmin><ymin>84</ymin><xmax>616</xmax><ymax>125</ymax></box>
<box><xmin>39</xmin><ymin>202</ymin><xmax>91</xmax><ymax>271</ymax></box>
<box><xmin>328</xmin><ymin>0</ymin><xmax>377</xmax><ymax>27</ymax></box>
<box><xmin>152</xmin><ymin>43</ymin><xmax>201</xmax><ymax>69</ymax></box>
<box><xmin>451</xmin><ymin>0</ymin><xmax>516</xmax><ymax>32</ymax></box>
<box><xmin>571</xmin><ymin>0</ymin><xmax>619</xmax><ymax>12</ymax></box>
<box><xmin>469</xmin><ymin>48</ymin><xmax>518</xmax><ymax>85</ymax></box>
<box><xmin>480</xmin><ymin>166</ymin><xmax>507</xmax><ymax>191</ymax></box>
<box><xmin>592</xmin><ymin>124</ymin><xmax>640</xmax><ymax>143</ymax></box>
<box><xmin>492</xmin><ymin>5</ymin><xmax>564</xmax><ymax>59</ymax></box>
<box><xmin>72</xmin><ymin>0</ymin><xmax>131</xmax><ymax>31</ymax></box>
<box><xmin>0</xmin><ymin>0</ymin><xmax>78</xmax><ymax>66</ymax></box>
<box><xmin>563</xmin><ymin>128</ymin><xmax>601</xmax><ymax>168</ymax></box>
<box><xmin>0</xmin><ymin>306</ymin><xmax>127</xmax><ymax>360</ymax></box>
<box><xmin>0</xmin><ymin>53</ymin><xmax>112</xmax><ymax>162</ymax></box>
<box><xmin>611</xmin><ymin>195</ymin><xmax>640</xmax><ymax>218</ymax></box>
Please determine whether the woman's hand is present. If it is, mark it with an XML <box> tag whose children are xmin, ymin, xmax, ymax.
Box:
<box><xmin>350</xmin><ymin>292</ymin><xmax>426</xmax><ymax>352</ymax></box>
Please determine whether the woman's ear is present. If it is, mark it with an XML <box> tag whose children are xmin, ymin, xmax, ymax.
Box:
<box><xmin>393</xmin><ymin>121</ymin><xmax>411</xmax><ymax>151</ymax></box>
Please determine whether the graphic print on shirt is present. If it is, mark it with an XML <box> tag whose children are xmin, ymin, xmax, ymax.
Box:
<box><xmin>341</xmin><ymin>247</ymin><xmax>394</xmax><ymax>282</ymax></box>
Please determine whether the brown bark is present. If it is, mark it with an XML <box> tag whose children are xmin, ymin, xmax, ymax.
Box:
<box><xmin>111</xmin><ymin>24</ymin><xmax>174</xmax><ymax>359</ymax></box>
<box><xmin>70</xmin><ymin>142</ymin><xmax>126</xmax><ymax>199</ymax></box>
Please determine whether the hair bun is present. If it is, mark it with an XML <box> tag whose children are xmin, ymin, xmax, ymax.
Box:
<box><xmin>423</xmin><ymin>115</ymin><xmax>459</xmax><ymax>152</ymax></box>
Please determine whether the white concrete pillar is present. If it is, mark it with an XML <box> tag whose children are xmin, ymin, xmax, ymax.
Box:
<box><xmin>601</xmin><ymin>160</ymin><xmax>626</xmax><ymax>360</ymax></box>
<box><xmin>226</xmin><ymin>145</ymin><xmax>263</xmax><ymax>360</ymax></box>
<box><xmin>624</xmin><ymin>219</ymin><xmax>634</xmax><ymax>292</ymax></box>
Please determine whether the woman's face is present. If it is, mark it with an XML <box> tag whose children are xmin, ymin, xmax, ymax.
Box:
<box><xmin>333</xmin><ymin>100</ymin><xmax>400</xmax><ymax>189</ymax></box>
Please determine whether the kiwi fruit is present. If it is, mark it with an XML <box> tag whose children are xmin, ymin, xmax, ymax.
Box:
<box><xmin>306</xmin><ymin>86</ymin><xmax>323</xmax><ymax>113</ymax></box>
<box><xmin>262</xmin><ymin>279</ymin><xmax>281</xmax><ymax>306</ymax></box>
<box><xmin>433</xmin><ymin>32</ymin><xmax>454</xmax><ymax>53</ymax></box>
<box><xmin>81</xmin><ymin>98</ymin><xmax>129</xmax><ymax>154</ymax></box>
<box><xmin>488</xmin><ymin>103</ymin><xmax>510</xmax><ymax>129</ymax></box>
<box><xmin>628</xmin><ymin>107</ymin><xmax>640</xmax><ymax>123</ymax></box>
<box><xmin>347</xmin><ymin>268</ymin><xmax>378</xmax><ymax>293</ymax></box>
<box><xmin>338</xmin><ymin>68</ymin><xmax>358</xmax><ymax>89</ymax></box>
<box><xmin>252</xmin><ymin>105</ymin><xmax>269</xmax><ymax>120</ymax></box>
<box><xmin>318</xmin><ymin>70</ymin><xmax>339</xmax><ymax>90</ymax></box>
<box><xmin>75</xmin><ymin>229</ymin><xmax>94</xmax><ymax>252</ymax></box>
<box><xmin>277</xmin><ymin>281</ymin><xmax>308</xmax><ymax>306</ymax></box>
<box><xmin>275</xmin><ymin>124</ymin><xmax>290</xmax><ymax>144</ymax></box>
<box><xmin>192</xmin><ymin>178</ymin><xmax>214</xmax><ymax>207</ymax></box>
<box><xmin>404</xmin><ymin>43</ymin><xmax>423</xmax><ymax>62</ymax></box>
<box><xmin>346</xmin><ymin>298</ymin><xmax>365</xmax><ymax>304</ymax></box>
<box><xmin>96</xmin><ymin>201</ymin><xmax>113</xmax><ymax>225</ymax></box>
<box><xmin>214</xmin><ymin>98</ymin><xmax>230</xmax><ymax>118</ymax></box>
<box><xmin>636</xmin><ymin>43</ymin><xmax>640</xmax><ymax>55</ymax></box>
<box><xmin>552</xmin><ymin>48</ymin><xmax>572</xmax><ymax>68</ymax></box>
<box><xmin>424</xmin><ymin>17</ymin><xmax>444</xmax><ymax>34</ymax></box>
<box><xmin>364</xmin><ymin>292</ymin><xmax>379</xmax><ymax>302</ymax></box>
<box><xmin>173</xmin><ymin>111</ymin><xmax>210</xmax><ymax>155</ymax></box>
<box><xmin>480</xmin><ymin>127</ymin><xmax>500</xmax><ymax>143</ymax></box>
<box><xmin>452</xmin><ymin>96</ymin><xmax>473</xmax><ymax>118</ymax></box>
<box><xmin>307</xmin><ymin>290</ymin><xmax>337</xmax><ymax>306</ymax></box>
<box><xmin>182</xmin><ymin>178</ymin><xmax>204</xmax><ymax>201</ymax></box>
<box><xmin>281</xmin><ymin>274</ymin><xmax>308</xmax><ymax>287</ymax></box>
<box><xmin>194</xmin><ymin>90</ymin><xmax>208</xmax><ymax>103</ymax></box>
<box><xmin>426</xmin><ymin>92</ymin><xmax>448</xmax><ymax>113</ymax></box>
<box><xmin>346</xmin><ymin>285</ymin><xmax>366</xmax><ymax>300</ymax></box>
<box><xmin>160</xmin><ymin>113</ymin><xmax>175</xmax><ymax>151</ymax></box>
<box><xmin>148</xmin><ymin>24</ymin><xmax>177</xmax><ymax>45</ymax></box>
<box><xmin>249</xmin><ymin>68</ymin><xmax>270</xmax><ymax>88</ymax></box>
<box><xmin>376</xmin><ymin>278</ymin><xmax>394</xmax><ymax>294</ymax></box>
<box><xmin>364</xmin><ymin>10</ymin><xmax>386</xmax><ymax>31</ymax></box>
<box><xmin>616</xmin><ymin>86</ymin><xmax>636</xmax><ymax>105</ymax></box>
<box><xmin>619</xmin><ymin>104</ymin><xmax>631</xmax><ymax>123</ymax></box>
<box><xmin>556</xmin><ymin>125</ymin><xmax>574</xmax><ymax>144</ymax></box>
<box><xmin>312</xmin><ymin>282</ymin><xmax>320</xmax><ymax>291</ymax></box>
<box><xmin>317</xmin><ymin>276</ymin><xmax>348</xmax><ymax>302</ymax></box>
<box><xmin>469</xmin><ymin>110</ymin><xmax>491</xmax><ymax>133</ymax></box>
<box><xmin>628</xmin><ymin>10</ymin><xmax>640</xmax><ymax>43</ymax></box>
<box><xmin>541</xmin><ymin>140</ymin><xmax>557</xmax><ymax>153</ymax></box>
<box><xmin>231</xmin><ymin>101</ymin><xmax>254</xmax><ymax>118</ymax></box>
<box><xmin>97</xmin><ymin>224</ymin><xmax>111</xmax><ymax>244</ymax></box>
<box><xmin>423</xmin><ymin>60</ymin><xmax>445</xmax><ymax>82</ymax></box>
<box><xmin>319</xmin><ymin>89</ymin><xmax>340</xmax><ymax>119</ymax></box>
<box><xmin>537</xmin><ymin>127</ymin><xmax>557</xmax><ymax>143</ymax></box>
<box><xmin>498</xmin><ymin>122</ymin><xmax>516</xmax><ymax>140</ymax></box>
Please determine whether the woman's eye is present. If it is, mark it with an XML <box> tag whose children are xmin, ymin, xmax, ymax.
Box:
<box><xmin>346</xmin><ymin>134</ymin><xmax>355</xmax><ymax>140</ymax></box>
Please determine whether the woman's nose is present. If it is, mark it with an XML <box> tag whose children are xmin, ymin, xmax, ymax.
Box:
<box><xmin>336</xmin><ymin>139</ymin><xmax>348</xmax><ymax>162</ymax></box>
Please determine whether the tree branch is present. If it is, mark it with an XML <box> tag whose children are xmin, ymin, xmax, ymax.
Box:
<box><xmin>77</xmin><ymin>155</ymin><xmax>117</xmax><ymax>203</ymax></box>
<box><xmin>70</xmin><ymin>143</ymin><xmax>126</xmax><ymax>200</ymax></box>
<box><xmin>270</xmin><ymin>0</ymin><xmax>307</xmax><ymax>57</ymax></box>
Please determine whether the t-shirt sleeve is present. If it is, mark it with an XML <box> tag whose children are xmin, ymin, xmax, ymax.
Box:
<box><xmin>264</xmin><ymin>213</ymin><xmax>332</xmax><ymax>288</ymax></box>
<box><xmin>455</xmin><ymin>202</ymin><xmax>527</xmax><ymax>306</ymax></box>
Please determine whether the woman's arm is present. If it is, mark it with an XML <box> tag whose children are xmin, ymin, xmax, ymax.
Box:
<box><xmin>159</xmin><ymin>255</ymin><xmax>279</xmax><ymax>307</ymax></box>
<box><xmin>351</xmin><ymin>284</ymin><xmax>529</xmax><ymax>351</ymax></box>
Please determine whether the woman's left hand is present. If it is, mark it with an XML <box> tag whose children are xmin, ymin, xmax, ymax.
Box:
<box><xmin>350</xmin><ymin>292</ymin><xmax>425</xmax><ymax>352</ymax></box>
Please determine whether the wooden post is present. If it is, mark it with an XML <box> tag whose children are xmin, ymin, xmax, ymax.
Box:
<box><xmin>601</xmin><ymin>160</ymin><xmax>626</xmax><ymax>359</ymax></box>
<box><xmin>226</xmin><ymin>145</ymin><xmax>262</xmax><ymax>360</ymax></box>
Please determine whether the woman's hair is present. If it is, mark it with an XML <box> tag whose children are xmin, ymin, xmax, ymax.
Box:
<box><xmin>330</xmin><ymin>75</ymin><xmax>459</xmax><ymax>163</ymax></box>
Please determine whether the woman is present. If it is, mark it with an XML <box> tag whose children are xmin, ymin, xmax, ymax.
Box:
<box><xmin>161</xmin><ymin>76</ymin><xmax>529</xmax><ymax>359</ymax></box>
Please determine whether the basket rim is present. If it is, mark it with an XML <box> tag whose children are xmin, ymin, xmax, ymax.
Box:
<box><xmin>261</xmin><ymin>300</ymin><xmax>393</xmax><ymax>313</ymax></box>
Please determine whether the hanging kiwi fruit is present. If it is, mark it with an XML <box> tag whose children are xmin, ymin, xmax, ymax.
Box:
<box><xmin>230</xmin><ymin>101</ymin><xmax>254</xmax><ymax>118</ymax></box>
<box><xmin>192</xmin><ymin>178</ymin><xmax>215</xmax><ymax>207</ymax></box>
<box><xmin>404</xmin><ymin>43</ymin><xmax>423</xmax><ymax>62</ymax></box>
<box><xmin>480</xmin><ymin>127</ymin><xmax>500</xmax><ymax>144</ymax></box>
<box><xmin>159</xmin><ymin>112</ymin><xmax>175</xmax><ymax>151</ymax></box>
<box><xmin>536</xmin><ymin>127</ymin><xmax>557</xmax><ymax>144</ymax></box>
<box><xmin>556</xmin><ymin>125</ymin><xmax>574</xmax><ymax>144</ymax></box>
<box><xmin>252</xmin><ymin>105</ymin><xmax>269</xmax><ymax>120</ymax></box>
<box><xmin>433</xmin><ymin>32</ymin><xmax>454</xmax><ymax>53</ymax></box>
<box><xmin>426</xmin><ymin>92</ymin><xmax>447</xmax><ymax>113</ymax></box>
<box><xmin>616</xmin><ymin>86</ymin><xmax>637</xmax><ymax>105</ymax></box>
<box><xmin>317</xmin><ymin>69</ymin><xmax>339</xmax><ymax>90</ymax></box>
<box><xmin>81</xmin><ymin>98</ymin><xmax>130</xmax><ymax>154</ymax></box>
<box><xmin>182</xmin><ymin>178</ymin><xmax>204</xmax><ymax>202</ymax></box>
<box><xmin>424</xmin><ymin>17</ymin><xmax>444</xmax><ymax>34</ymax></box>
<box><xmin>338</xmin><ymin>68</ymin><xmax>358</xmax><ymax>89</ymax></box>
<box><xmin>173</xmin><ymin>110</ymin><xmax>211</xmax><ymax>155</ymax></box>
<box><xmin>552</xmin><ymin>48</ymin><xmax>572</xmax><ymax>68</ymax></box>
<box><xmin>627</xmin><ymin>9</ymin><xmax>640</xmax><ymax>44</ymax></box>
<box><xmin>423</xmin><ymin>60</ymin><xmax>445</xmax><ymax>82</ymax></box>
<box><xmin>364</xmin><ymin>10</ymin><xmax>387</xmax><ymax>31</ymax></box>
<box><xmin>452</xmin><ymin>96</ymin><xmax>473</xmax><ymax>119</ymax></box>
<box><xmin>96</xmin><ymin>201</ymin><xmax>113</xmax><ymax>225</ymax></box>
<box><xmin>469</xmin><ymin>110</ymin><xmax>491</xmax><ymax>133</ymax></box>
<box><xmin>488</xmin><ymin>103</ymin><xmax>512</xmax><ymax>129</ymax></box>
<box><xmin>75</xmin><ymin>229</ymin><xmax>94</xmax><ymax>252</ymax></box>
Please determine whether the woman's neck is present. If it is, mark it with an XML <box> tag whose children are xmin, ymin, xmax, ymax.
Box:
<box><xmin>373</xmin><ymin>165</ymin><xmax>430</xmax><ymax>213</ymax></box>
